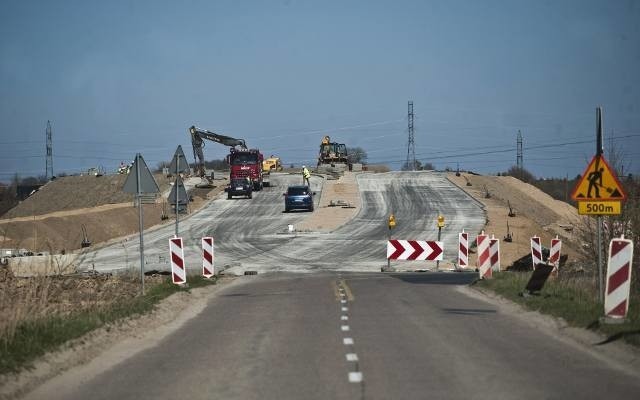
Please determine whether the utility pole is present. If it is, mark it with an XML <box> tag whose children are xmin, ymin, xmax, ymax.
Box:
<box><xmin>45</xmin><ymin>121</ymin><xmax>53</xmax><ymax>180</ymax></box>
<box><xmin>595</xmin><ymin>107</ymin><xmax>604</xmax><ymax>304</ymax></box>
<box><xmin>406</xmin><ymin>101</ymin><xmax>416</xmax><ymax>171</ymax></box>
<box><xmin>516</xmin><ymin>130</ymin><xmax>523</xmax><ymax>180</ymax></box>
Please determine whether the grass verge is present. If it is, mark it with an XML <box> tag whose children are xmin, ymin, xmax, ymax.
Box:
<box><xmin>0</xmin><ymin>275</ymin><xmax>217</xmax><ymax>375</ymax></box>
<box><xmin>475</xmin><ymin>271</ymin><xmax>640</xmax><ymax>347</ymax></box>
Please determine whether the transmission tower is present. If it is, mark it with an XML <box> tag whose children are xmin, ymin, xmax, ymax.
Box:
<box><xmin>516</xmin><ymin>130</ymin><xmax>523</xmax><ymax>180</ymax></box>
<box><xmin>406</xmin><ymin>101</ymin><xmax>416</xmax><ymax>171</ymax></box>
<box><xmin>46</xmin><ymin>120</ymin><xmax>53</xmax><ymax>180</ymax></box>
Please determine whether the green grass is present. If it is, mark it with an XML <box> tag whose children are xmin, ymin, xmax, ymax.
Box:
<box><xmin>0</xmin><ymin>275</ymin><xmax>217</xmax><ymax>375</ymax></box>
<box><xmin>476</xmin><ymin>272</ymin><xmax>640</xmax><ymax>347</ymax></box>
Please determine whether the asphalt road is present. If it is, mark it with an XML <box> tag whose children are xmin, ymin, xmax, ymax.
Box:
<box><xmin>77</xmin><ymin>171</ymin><xmax>485</xmax><ymax>273</ymax></box>
<box><xmin>29</xmin><ymin>272</ymin><xmax>640</xmax><ymax>400</ymax></box>
<box><xmin>38</xmin><ymin>175</ymin><xmax>640</xmax><ymax>399</ymax></box>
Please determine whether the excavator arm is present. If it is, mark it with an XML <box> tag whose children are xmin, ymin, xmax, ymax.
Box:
<box><xmin>189</xmin><ymin>125</ymin><xmax>247</xmax><ymax>182</ymax></box>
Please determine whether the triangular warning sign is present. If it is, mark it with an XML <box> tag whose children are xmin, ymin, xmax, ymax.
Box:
<box><xmin>168</xmin><ymin>175</ymin><xmax>189</xmax><ymax>205</ymax></box>
<box><xmin>169</xmin><ymin>145</ymin><xmax>190</xmax><ymax>174</ymax></box>
<box><xmin>123</xmin><ymin>154</ymin><xmax>160</xmax><ymax>194</ymax></box>
<box><xmin>571</xmin><ymin>155</ymin><xmax>627</xmax><ymax>201</ymax></box>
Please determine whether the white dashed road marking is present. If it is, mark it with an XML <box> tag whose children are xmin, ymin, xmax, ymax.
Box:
<box><xmin>341</xmin><ymin>307</ymin><xmax>348</xmax><ymax>312</ymax></box>
<box><xmin>341</xmin><ymin>325</ymin><xmax>350</xmax><ymax>331</ymax></box>
<box><xmin>341</xmin><ymin>315</ymin><xmax>348</xmax><ymax>320</ymax></box>
<box><xmin>348</xmin><ymin>372</ymin><xmax>363</xmax><ymax>383</ymax></box>
<box><xmin>343</xmin><ymin>338</ymin><xmax>354</xmax><ymax>345</ymax></box>
<box><xmin>346</xmin><ymin>353</ymin><xmax>359</xmax><ymax>362</ymax></box>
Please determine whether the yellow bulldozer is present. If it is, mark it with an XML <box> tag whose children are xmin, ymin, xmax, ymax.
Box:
<box><xmin>317</xmin><ymin>136</ymin><xmax>349</xmax><ymax>173</ymax></box>
<box><xmin>262</xmin><ymin>156</ymin><xmax>282</xmax><ymax>172</ymax></box>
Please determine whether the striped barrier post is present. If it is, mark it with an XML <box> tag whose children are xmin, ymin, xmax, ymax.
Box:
<box><xmin>202</xmin><ymin>237</ymin><xmax>214</xmax><ymax>278</ymax></box>
<box><xmin>458</xmin><ymin>230</ymin><xmax>469</xmax><ymax>269</ymax></box>
<box><xmin>489</xmin><ymin>235</ymin><xmax>500</xmax><ymax>272</ymax></box>
<box><xmin>549</xmin><ymin>236</ymin><xmax>562</xmax><ymax>271</ymax></box>
<box><xmin>604</xmin><ymin>235</ymin><xmax>634</xmax><ymax>319</ymax></box>
<box><xmin>531</xmin><ymin>236</ymin><xmax>542</xmax><ymax>269</ymax></box>
<box><xmin>477</xmin><ymin>231</ymin><xmax>491</xmax><ymax>279</ymax></box>
<box><xmin>169</xmin><ymin>237</ymin><xmax>186</xmax><ymax>284</ymax></box>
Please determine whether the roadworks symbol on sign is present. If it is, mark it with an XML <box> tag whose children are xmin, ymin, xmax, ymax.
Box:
<box><xmin>571</xmin><ymin>155</ymin><xmax>626</xmax><ymax>201</ymax></box>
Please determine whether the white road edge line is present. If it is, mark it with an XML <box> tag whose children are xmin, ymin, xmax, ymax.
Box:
<box><xmin>346</xmin><ymin>353</ymin><xmax>359</xmax><ymax>362</ymax></box>
<box><xmin>348</xmin><ymin>372</ymin><xmax>363</xmax><ymax>383</ymax></box>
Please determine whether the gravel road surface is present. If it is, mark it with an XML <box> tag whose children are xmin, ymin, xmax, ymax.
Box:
<box><xmin>76</xmin><ymin>171</ymin><xmax>485</xmax><ymax>274</ymax></box>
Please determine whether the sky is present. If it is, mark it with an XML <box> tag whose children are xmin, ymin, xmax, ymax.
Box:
<box><xmin>1</xmin><ymin>0</ymin><xmax>639</xmax><ymax>182</ymax></box>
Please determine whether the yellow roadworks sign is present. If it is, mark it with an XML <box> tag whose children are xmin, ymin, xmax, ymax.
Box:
<box><xmin>577</xmin><ymin>201</ymin><xmax>621</xmax><ymax>215</ymax></box>
<box><xmin>571</xmin><ymin>155</ymin><xmax>626</xmax><ymax>201</ymax></box>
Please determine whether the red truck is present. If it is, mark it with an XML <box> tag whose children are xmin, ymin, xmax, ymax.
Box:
<box><xmin>227</xmin><ymin>147</ymin><xmax>264</xmax><ymax>191</ymax></box>
<box><xmin>189</xmin><ymin>125</ymin><xmax>265</xmax><ymax>191</ymax></box>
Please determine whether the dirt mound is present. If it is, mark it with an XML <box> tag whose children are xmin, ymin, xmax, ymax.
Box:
<box><xmin>448</xmin><ymin>173</ymin><xmax>586</xmax><ymax>268</ymax></box>
<box><xmin>2</xmin><ymin>174</ymin><xmax>172</xmax><ymax>219</ymax></box>
<box><xmin>0</xmin><ymin>174</ymin><xmax>225</xmax><ymax>254</ymax></box>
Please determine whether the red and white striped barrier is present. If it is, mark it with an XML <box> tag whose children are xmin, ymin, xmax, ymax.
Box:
<box><xmin>477</xmin><ymin>231</ymin><xmax>491</xmax><ymax>279</ymax></box>
<box><xmin>549</xmin><ymin>236</ymin><xmax>562</xmax><ymax>270</ymax></box>
<box><xmin>458</xmin><ymin>231</ymin><xmax>469</xmax><ymax>268</ymax></box>
<box><xmin>604</xmin><ymin>236</ymin><xmax>634</xmax><ymax>319</ymax></box>
<box><xmin>387</xmin><ymin>240</ymin><xmax>443</xmax><ymax>261</ymax></box>
<box><xmin>169</xmin><ymin>237</ymin><xmax>186</xmax><ymax>284</ymax></box>
<box><xmin>531</xmin><ymin>236</ymin><xmax>542</xmax><ymax>269</ymax></box>
<box><xmin>489</xmin><ymin>235</ymin><xmax>500</xmax><ymax>272</ymax></box>
<box><xmin>202</xmin><ymin>237</ymin><xmax>214</xmax><ymax>278</ymax></box>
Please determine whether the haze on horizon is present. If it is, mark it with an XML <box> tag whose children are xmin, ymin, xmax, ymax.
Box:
<box><xmin>1</xmin><ymin>0</ymin><xmax>639</xmax><ymax>182</ymax></box>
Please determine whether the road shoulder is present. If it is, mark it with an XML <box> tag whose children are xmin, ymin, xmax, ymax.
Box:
<box><xmin>459</xmin><ymin>284</ymin><xmax>640</xmax><ymax>377</ymax></box>
<box><xmin>0</xmin><ymin>276</ymin><xmax>241</xmax><ymax>400</ymax></box>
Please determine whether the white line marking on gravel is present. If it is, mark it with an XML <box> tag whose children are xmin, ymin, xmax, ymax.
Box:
<box><xmin>343</xmin><ymin>338</ymin><xmax>354</xmax><ymax>345</ymax></box>
<box><xmin>341</xmin><ymin>325</ymin><xmax>350</xmax><ymax>331</ymax></box>
<box><xmin>349</xmin><ymin>372</ymin><xmax>363</xmax><ymax>383</ymax></box>
<box><xmin>346</xmin><ymin>353</ymin><xmax>359</xmax><ymax>362</ymax></box>
<box><xmin>342</xmin><ymin>307</ymin><xmax>348</xmax><ymax>312</ymax></box>
<box><xmin>341</xmin><ymin>315</ymin><xmax>348</xmax><ymax>320</ymax></box>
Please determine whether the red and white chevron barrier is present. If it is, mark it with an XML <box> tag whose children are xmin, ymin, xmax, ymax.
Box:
<box><xmin>387</xmin><ymin>240</ymin><xmax>443</xmax><ymax>261</ymax></box>
<box><xmin>549</xmin><ymin>236</ymin><xmax>562</xmax><ymax>270</ymax></box>
<box><xmin>477</xmin><ymin>231</ymin><xmax>491</xmax><ymax>279</ymax></box>
<box><xmin>202</xmin><ymin>237</ymin><xmax>214</xmax><ymax>278</ymax></box>
<box><xmin>458</xmin><ymin>231</ymin><xmax>469</xmax><ymax>268</ymax></box>
<box><xmin>531</xmin><ymin>236</ymin><xmax>542</xmax><ymax>269</ymax></box>
<box><xmin>489</xmin><ymin>235</ymin><xmax>500</xmax><ymax>272</ymax></box>
<box><xmin>170</xmin><ymin>237</ymin><xmax>186</xmax><ymax>284</ymax></box>
<box><xmin>604</xmin><ymin>236</ymin><xmax>634</xmax><ymax>319</ymax></box>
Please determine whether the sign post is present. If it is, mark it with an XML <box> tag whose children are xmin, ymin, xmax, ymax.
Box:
<box><xmin>123</xmin><ymin>153</ymin><xmax>160</xmax><ymax>294</ymax></box>
<box><xmin>570</xmin><ymin>107</ymin><xmax>627</xmax><ymax>303</ymax></box>
<box><xmin>436</xmin><ymin>215</ymin><xmax>445</xmax><ymax>270</ymax></box>
<box><xmin>387</xmin><ymin>213</ymin><xmax>396</xmax><ymax>270</ymax></box>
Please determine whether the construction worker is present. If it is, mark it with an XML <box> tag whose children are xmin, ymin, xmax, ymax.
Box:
<box><xmin>302</xmin><ymin>165</ymin><xmax>311</xmax><ymax>186</ymax></box>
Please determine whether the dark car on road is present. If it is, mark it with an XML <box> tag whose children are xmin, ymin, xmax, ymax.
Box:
<box><xmin>284</xmin><ymin>185</ymin><xmax>315</xmax><ymax>212</ymax></box>
<box><xmin>227</xmin><ymin>177</ymin><xmax>253</xmax><ymax>199</ymax></box>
